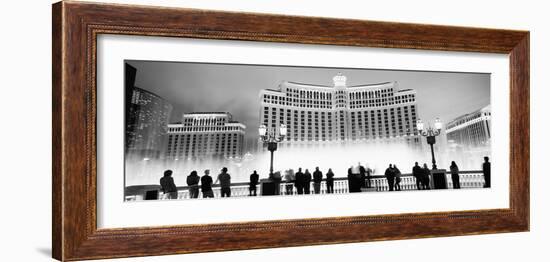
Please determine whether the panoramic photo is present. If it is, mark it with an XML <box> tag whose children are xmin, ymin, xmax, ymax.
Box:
<box><xmin>123</xmin><ymin>60</ymin><xmax>492</xmax><ymax>201</ymax></box>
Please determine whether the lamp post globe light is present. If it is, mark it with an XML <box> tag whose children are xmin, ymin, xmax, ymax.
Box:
<box><xmin>258</xmin><ymin>124</ymin><xmax>287</xmax><ymax>176</ymax></box>
<box><xmin>416</xmin><ymin>118</ymin><xmax>443</xmax><ymax>170</ymax></box>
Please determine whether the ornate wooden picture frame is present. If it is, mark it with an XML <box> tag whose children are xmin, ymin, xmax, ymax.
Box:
<box><xmin>52</xmin><ymin>1</ymin><xmax>529</xmax><ymax>261</ymax></box>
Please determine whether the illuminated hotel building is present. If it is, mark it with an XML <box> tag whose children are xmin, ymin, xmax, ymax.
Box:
<box><xmin>165</xmin><ymin>112</ymin><xmax>246</xmax><ymax>160</ymax></box>
<box><xmin>259</xmin><ymin>73</ymin><xmax>421</xmax><ymax>147</ymax></box>
<box><xmin>445</xmin><ymin>105</ymin><xmax>491</xmax><ymax>147</ymax></box>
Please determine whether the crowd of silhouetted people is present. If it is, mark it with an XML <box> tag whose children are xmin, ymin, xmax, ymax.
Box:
<box><xmin>278</xmin><ymin>167</ymin><xmax>337</xmax><ymax>195</ymax></box>
<box><xmin>158</xmin><ymin>156</ymin><xmax>491</xmax><ymax>199</ymax></box>
<box><xmin>160</xmin><ymin>167</ymin><xmax>232</xmax><ymax>199</ymax></box>
<box><xmin>384</xmin><ymin>156</ymin><xmax>491</xmax><ymax>191</ymax></box>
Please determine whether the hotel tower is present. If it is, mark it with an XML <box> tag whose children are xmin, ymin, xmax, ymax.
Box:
<box><xmin>259</xmin><ymin>73</ymin><xmax>421</xmax><ymax>148</ymax></box>
<box><xmin>165</xmin><ymin>112</ymin><xmax>246</xmax><ymax>160</ymax></box>
<box><xmin>445</xmin><ymin>105</ymin><xmax>491</xmax><ymax>147</ymax></box>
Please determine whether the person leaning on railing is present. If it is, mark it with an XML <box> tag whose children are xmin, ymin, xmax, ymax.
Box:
<box><xmin>326</xmin><ymin>168</ymin><xmax>335</xmax><ymax>194</ymax></box>
<box><xmin>483</xmin><ymin>156</ymin><xmax>491</xmax><ymax>188</ymax></box>
<box><xmin>421</xmin><ymin>163</ymin><xmax>431</xmax><ymax>190</ymax></box>
<box><xmin>303</xmin><ymin>169</ymin><xmax>312</xmax><ymax>195</ymax></box>
<box><xmin>284</xmin><ymin>169</ymin><xmax>295</xmax><ymax>195</ymax></box>
<box><xmin>412</xmin><ymin>162</ymin><xmax>423</xmax><ymax>190</ymax></box>
<box><xmin>201</xmin><ymin>169</ymin><xmax>214</xmax><ymax>198</ymax></box>
<box><xmin>215</xmin><ymin>167</ymin><xmax>232</xmax><ymax>198</ymax></box>
<box><xmin>313</xmin><ymin>167</ymin><xmax>323</xmax><ymax>194</ymax></box>
<box><xmin>186</xmin><ymin>170</ymin><xmax>200</xmax><ymax>198</ymax></box>
<box><xmin>358</xmin><ymin>162</ymin><xmax>367</xmax><ymax>188</ymax></box>
<box><xmin>384</xmin><ymin>164</ymin><xmax>395</xmax><ymax>192</ymax></box>
<box><xmin>393</xmin><ymin>165</ymin><xmax>402</xmax><ymax>191</ymax></box>
<box><xmin>249</xmin><ymin>170</ymin><xmax>259</xmax><ymax>196</ymax></box>
<box><xmin>294</xmin><ymin>168</ymin><xmax>305</xmax><ymax>195</ymax></box>
<box><xmin>348</xmin><ymin>164</ymin><xmax>364</xmax><ymax>193</ymax></box>
<box><xmin>271</xmin><ymin>171</ymin><xmax>282</xmax><ymax>195</ymax></box>
<box><xmin>160</xmin><ymin>170</ymin><xmax>178</xmax><ymax>200</ymax></box>
<box><xmin>450</xmin><ymin>161</ymin><xmax>460</xmax><ymax>189</ymax></box>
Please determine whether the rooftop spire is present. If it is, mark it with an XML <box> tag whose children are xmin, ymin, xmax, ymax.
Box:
<box><xmin>332</xmin><ymin>73</ymin><xmax>347</xmax><ymax>87</ymax></box>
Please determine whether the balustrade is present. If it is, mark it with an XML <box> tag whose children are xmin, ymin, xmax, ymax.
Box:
<box><xmin>125</xmin><ymin>170</ymin><xmax>487</xmax><ymax>201</ymax></box>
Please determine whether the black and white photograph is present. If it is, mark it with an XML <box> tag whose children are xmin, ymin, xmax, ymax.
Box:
<box><xmin>124</xmin><ymin>61</ymin><xmax>492</xmax><ymax>201</ymax></box>
<box><xmin>1</xmin><ymin>0</ymin><xmax>543</xmax><ymax>261</ymax></box>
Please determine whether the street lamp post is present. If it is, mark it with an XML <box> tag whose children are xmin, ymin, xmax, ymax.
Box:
<box><xmin>416</xmin><ymin>118</ymin><xmax>443</xmax><ymax>170</ymax></box>
<box><xmin>258</xmin><ymin>124</ymin><xmax>287</xmax><ymax>176</ymax></box>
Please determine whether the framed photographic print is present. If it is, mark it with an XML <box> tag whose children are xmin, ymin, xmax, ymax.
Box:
<box><xmin>52</xmin><ymin>1</ymin><xmax>529</xmax><ymax>261</ymax></box>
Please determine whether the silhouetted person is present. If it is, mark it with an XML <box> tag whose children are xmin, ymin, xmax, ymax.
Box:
<box><xmin>384</xmin><ymin>164</ymin><xmax>395</xmax><ymax>191</ymax></box>
<box><xmin>353</xmin><ymin>172</ymin><xmax>363</xmax><ymax>192</ymax></box>
<box><xmin>313</xmin><ymin>167</ymin><xmax>323</xmax><ymax>194</ymax></box>
<box><xmin>295</xmin><ymin>168</ymin><xmax>305</xmax><ymax>195</ymax></box>
<box><xmin>326</xmin><ymin>168</ymin><xmax>335</xmax><ymax>194</ymax></box>
<box><xmin>201</xmin><ymin>169</ymin><xmax>214</xmax><ymax>198</ymax></box>
<box><xmin>412</xmin><ymin>162</ymin><xmax>423</xmax><ymax>190</ymax></box>
<box><xmin>394</xmin><ymin>165</ymin><xmax>402</xmax><ymax>191</ymax></box>
<box><xmin>450</xmin><ymin>161</ymin><xmax>460</xmax><ymax>189</ymax></box>
<box><xmin>284</xmin><ymin>169</ymin><xmax>295</xmax><ymax>195</ymax></box>
<box><xmin>358</xmin><ymin>162</ymin><xmax>367</xmax><ymax>188</ymax></box>
<box><xmin>304</xmin><ymin>169</ymin><xmax>312</xmax><ymax>194</ymax></box>
<box><xmin>186</xmin><ymin>170</ymin><xmax>200</xmax><ymax>198</ymax></box>
<box><xmin>483</xmin><ymin>156</ymin><xmax>491</xmax><ymax>188</ymax></box>
<box><xmin>249</xmin><ymin>170</ymin><xmax>259</xmax><ymax>196</ymax></box>
<box><xmin>347</xmin><ymin>166</ymin><xmax>354</xmax><ymax>193</ymax></box>
<box><xmin>271</xmin><ymin>171</ymin><xmax>282</xmax><ymax>195</ymax></box>
<box><xmin>421</xmin><ymin>163</ymin><xmax>431</xmax><ymax>190</ymax></box>
<box><xmin>215</xmin><ymin>167</ymin><xmax>231</xmax><ymax>197</ymax></box>
<box><xmin>160</xmin><ymin>170</ymin><xmax>178</xmax><ymax>199</ymax></box>
<box><xmin>348</xmin><ymin>164</ymin><xmax>362</xmax><ymax>193</ymax></box>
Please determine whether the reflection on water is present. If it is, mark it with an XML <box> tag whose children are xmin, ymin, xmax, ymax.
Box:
<box><xmin>125</xmin><ymin>143</ymin><xmax>490</xmax><ymax>186</ymax></box>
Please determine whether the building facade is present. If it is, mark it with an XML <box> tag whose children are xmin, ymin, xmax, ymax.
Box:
<box><xmin>445</xmin><ymin>105</ymin><xmax>491</xmax><ymax>147</ymax></box>
<box><xmin>165</xmin><ymin>112</ymin><xmax>246</xmax><ymax>160</ymax></box>
<box><xmin>125</xmin><ymin>63</ymin><xmax>173</xmax><ymax>160</ymax></box>
<box><xmin>259</xmin><ymin>73</ymin><xmax>421</xmax><ymax>147</ymax></box>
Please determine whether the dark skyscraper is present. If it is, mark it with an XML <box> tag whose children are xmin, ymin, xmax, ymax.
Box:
<box><xmin>125</xmin><ymin>63</ymin><xmax>173</xmax><ymax>160</ymax></box>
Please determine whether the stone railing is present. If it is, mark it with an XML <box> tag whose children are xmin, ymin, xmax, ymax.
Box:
<box><xmin>125</xmin><ymin>170</ymin><xmax>486</xmax><ymax>201</ymax></box>
<box><xmin>125</xmin><ymin>182</ymin><xmax>252</xmax><ymax>201</ymax></box>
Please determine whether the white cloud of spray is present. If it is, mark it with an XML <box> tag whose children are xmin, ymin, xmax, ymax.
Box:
<box><xmin>125</xmin><ymin>142</ymin><xmax>489</xmax><ymax>186</ymax></box>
